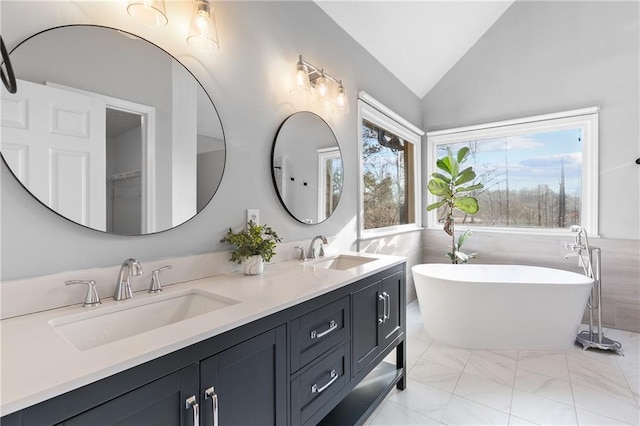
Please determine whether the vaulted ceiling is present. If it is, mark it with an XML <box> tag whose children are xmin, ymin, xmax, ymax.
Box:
<box><xmin>314</xmin><ymin>1</ymin><xmax>514</xmax><ymax>99</ymax></box>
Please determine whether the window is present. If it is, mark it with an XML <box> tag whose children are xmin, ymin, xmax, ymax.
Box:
<box><xmin>426</xmin><ymin>107</ymin><xmax>599</xmax><ymax>235</ymax></box>
<box><xmin>358</xmin><ymin>92</ymin><xmax>424</xmax><ymax>239</ymax></box>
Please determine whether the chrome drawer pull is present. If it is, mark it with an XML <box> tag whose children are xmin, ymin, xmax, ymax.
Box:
<box><xmin>185</xmin><ymin>395</ymin><xmax>199</xmax><ymax>426</ymax></box>
<box><xmin>311</xmin><ymin>320</ymin><xmax>337</xmax><ymax>339</ymax></box>
<box><xmin>311</xmin><ymin>369</ymin><xmax>338</xmax><ymax>394</ymax></box>
<box><xmin>205</xmin><ymin>386</ymin><xmax>218</xmax><ymax>426</ymax></box>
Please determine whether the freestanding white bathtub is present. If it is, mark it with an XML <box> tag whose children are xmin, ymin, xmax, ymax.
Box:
<box><xmin>412</xmin><ymin>264</ymin><xmax>593</xmax><ymax>351</ymax></box>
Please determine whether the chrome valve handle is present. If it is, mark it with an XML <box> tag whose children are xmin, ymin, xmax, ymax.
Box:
<box><xmin>148</xmin><ymin>265</ymin><xmax>172</xmax><ymax>293</ymax></box>
<box><xmin>65</xmin><ymin>280</ymin><xmax>101</xmax><ymax>307</ymax></box>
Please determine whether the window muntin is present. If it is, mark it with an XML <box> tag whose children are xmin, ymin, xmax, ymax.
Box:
<box><xmin>426</xmin><ymin>108</ymin><xmax>598</xmax><ymax>235</ymax></box>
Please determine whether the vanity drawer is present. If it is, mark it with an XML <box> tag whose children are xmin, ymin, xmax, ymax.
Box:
<box><xmin>290</xmin><ymin>296</ymin><xmax>350</xmax><ymax>372</ymax></box>
<box><xmin>291</xmin><ymin>342</ymin><xmax>350</xmax><ymax>426</ymax></box>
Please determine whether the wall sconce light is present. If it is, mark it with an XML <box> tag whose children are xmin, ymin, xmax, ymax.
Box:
<box><xmin>127</xmin><ymin>0</ymin><xmax>168</xmax><ymax>28</ymax></box>
<box><xmin>187</xmin><ymin>0</ymin><xmax>219</xmax><ymax>52</ymax></box>
<box><xmin>291</xmin><ymin>56</ymin><xmax>311</xmax><ymax>97</ymax></box>
<box><xmin>290</xmin><ymin>55</ymin><xmax>349</xmax><ymax>115</ymax></box>
<box><xmin>127</xmin><ymin>0</ymin><xmax>219</xmax><ymax>52</ymax></box>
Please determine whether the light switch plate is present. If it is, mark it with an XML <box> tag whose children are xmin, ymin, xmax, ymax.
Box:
<box><xmin>247</xmin><ymin>209</ymin><xmax>259</xmax><ymax>225</ymax></box>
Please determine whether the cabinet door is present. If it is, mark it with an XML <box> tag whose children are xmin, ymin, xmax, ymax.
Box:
<box><xmin>60</xmin><ymin>363</ymin><xmax>199</xmax><ymax>426</ymax></box>
<box><xmin>200</xmin><ymin>325</ymin><xmax>287</xmax><ymax>426</ymax></box>
<box><xmin>381</xmin><ymin>270</ymin><xmax>404</xmax><ymax>349</ymax></box>
<box><xmin>351</xmin><ymin>279</ymin><xmax>384</xmax><ymax>376</ymax></box>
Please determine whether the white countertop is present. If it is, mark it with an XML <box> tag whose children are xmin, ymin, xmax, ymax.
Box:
<box><xmin>0</xmin><ymin>252</ymin><xmax>405</xmax><ymax>416</ymax></box>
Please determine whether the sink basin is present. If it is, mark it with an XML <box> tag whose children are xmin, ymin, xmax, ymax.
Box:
<box><xmin>305</xmin><ymin>254</ymin><xmax>376</xmax><ymax>271</ymax></box>
<box><xmin>50</xmin><ymin>289</ymin><xmax>239</xmax><ymax>351</ymax></box>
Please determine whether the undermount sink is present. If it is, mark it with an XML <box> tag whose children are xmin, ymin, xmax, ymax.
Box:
<box><xmin>50</xmin><ymin>289</ymin><xmax>239</xmax><ymax>351</ymax></box>
<box><xmin>305</xmin><ymin>254</ymin><xmax>376</xmax><ymax>271</ymax></box>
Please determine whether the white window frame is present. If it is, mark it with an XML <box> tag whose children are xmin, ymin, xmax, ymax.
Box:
<box><xmin>426</xmin><ymin>107</ymin><xmax>599</xmax><ymax>236</ymax></box>
<box><xmin>317</xmin><ymin>146</ymin><xmax>341</xmax><ymax>223</ymax></box>
<box><xmin>357</xmin><ymin>91</ymin><xmax>425</xmax><ymax>241</ymax></box>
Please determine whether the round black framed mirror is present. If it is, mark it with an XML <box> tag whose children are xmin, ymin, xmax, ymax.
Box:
<box><xmin>271</xmin><ymin>111</ymin><xmax>343</xmax><ymax>224</ymax></box>
<box><xmin>0</xmin><ymin>25</ymin><xmax>225</xmax><ymax>235</ymax></box>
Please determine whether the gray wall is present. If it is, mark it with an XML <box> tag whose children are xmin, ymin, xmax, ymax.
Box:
<box><xmin>421</xmin><ymin>1</ymin><xmax>640</xmax><ymax>331</ymax></box>
<box><xmin>0</xmin><ymin>1</ymin><xmax>423</xmax><ymax>281</ymax></box>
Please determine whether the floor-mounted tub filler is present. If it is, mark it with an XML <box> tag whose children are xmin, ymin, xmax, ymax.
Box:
<box><xmin>564</xmin><ymin>225</ymin><xmax>623</xmax><ymax>355</ymax></box>
<box><xmin>412</xmin><ymin>263</ymin><xmax>594</xmax><ymax>351</ymax></box>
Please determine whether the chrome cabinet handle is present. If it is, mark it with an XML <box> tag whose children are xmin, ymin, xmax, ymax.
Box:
<box><xmin>379</xmin><ymin>293</ymin><xmax>387</xmax><ymax>323</ymax></box>
<box><xmin>383</xmin><ymin>292</ymin><xmax>391</xmax><ymax>321</ymax></box>
<box><xmin>186</xmin><ymin>395</ymin><xmax>199</xmax><ymax>426</ymax></box>
<box><xmin>311</xmin><ymin>369</ymin><xmax>338</xmax><ymax>394</ymax></box>
<box><xmin>311</xmin><ymin>320</ymin><xmax>337</xmax><ymax>339</ymax></box>
<box><xmin>205</xmin><ymin>386</ymin><xmax>218</xmax><ymax>426</ymax></box>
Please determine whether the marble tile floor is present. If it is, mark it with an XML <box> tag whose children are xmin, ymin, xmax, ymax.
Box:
<box><xmin>365</xmin><ymin>301</ymin><xmax>640</xmax><ymax>426</ymax></box>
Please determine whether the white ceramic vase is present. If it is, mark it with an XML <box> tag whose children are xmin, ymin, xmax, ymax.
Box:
<box><xmin>243</xmin><ymin>255</ymin><xmax>264</xmax><ymax>275</ymax></box>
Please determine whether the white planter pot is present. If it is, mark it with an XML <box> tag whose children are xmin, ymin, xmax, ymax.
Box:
<box><xmin>243</xmin><ymin>255</ymin><xmax>264</xmax><ymax>275</ymax></box>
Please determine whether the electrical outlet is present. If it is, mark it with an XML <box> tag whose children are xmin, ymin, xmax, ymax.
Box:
<box><xmin>247</xmin><ymin>209</ymin><xmax>259</xmax><ymax>225</ymax></box>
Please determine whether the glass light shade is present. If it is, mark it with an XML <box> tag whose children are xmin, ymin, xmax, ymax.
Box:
<box><xmin>313</xmin><ymin>74</ymin><xmax>332</xmax><ymax>106</ymax></box>
<box><xmin>290</xmin><ymin>57</ymin><xmax>310</xmax><ymax>96</ymax></box>
<box><xmin>334</xmin><ymin>83</ymin><xmax>350</xmax><ymax>115</ymax></box>
<box><xmin>187</xmin><ymin>0</ymin><xmax>219</xmax><ymax>52</ymax></box>
<box><xmin>127</xmin><ymin>0</ymin><xmax>168</xmax><ymax>28</ymax></box>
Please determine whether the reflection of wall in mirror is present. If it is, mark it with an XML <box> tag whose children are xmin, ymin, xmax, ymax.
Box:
<box><xmin>197</xmin><ymin>135</ymin><xmax>225</xmax><ymax>211</ymax></box>
<box><xmin>285</xmin><ymin>133</ymin><xmax>319</xmax><ymax>224</ymax></box>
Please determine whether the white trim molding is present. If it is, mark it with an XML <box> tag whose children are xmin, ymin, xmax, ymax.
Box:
<box><xmin>357</xmin><ymin>92</ymin><xmax>424</xmax><ymax>243</ymax></box>
<box><xmin>358</xmin><ymin>91</ymin><xmax>425</xmax><ymax>137</ymax></box>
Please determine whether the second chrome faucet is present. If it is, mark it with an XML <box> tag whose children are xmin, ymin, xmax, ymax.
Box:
<box><xmin>308</xmin><ymin>235</ymin><xmax>328</xmax><ymax>259</ymax></box>
<box><xmin>114</xmin><ymin>258</ymin><xmax>143</xmax><ymax>301</ymax></box>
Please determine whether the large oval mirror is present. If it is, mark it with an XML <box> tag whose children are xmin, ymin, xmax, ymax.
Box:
<box><xmin>271</xmin><ymin>112</ymin><xmax>343</xmax><ymax>224</ymax></box>
<box><xmin>0</xmin><ymin>25</ymin><xmax>225</xmax><ymax>235</ymax></box>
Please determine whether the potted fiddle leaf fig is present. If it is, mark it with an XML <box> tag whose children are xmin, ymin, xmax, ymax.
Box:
<box><xmin>220</xmin><ymin>221</ymin><xmax>282</xmax><ymax>275</ymax></box>
<box><xmin>427</xmin><ymin>147</ymin><xmax>483</xmax><ymax>264</ymax></box>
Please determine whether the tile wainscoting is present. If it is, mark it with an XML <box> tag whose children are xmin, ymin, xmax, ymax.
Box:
<box><xmin>422</xmin><ymin>229</ymin><xmax>640</xmax><ymax>333</ymax></box>
<box><xmin>360</xmin><ymin>229</ymin><xmax>423</xmax><ymax>303</ymax></box>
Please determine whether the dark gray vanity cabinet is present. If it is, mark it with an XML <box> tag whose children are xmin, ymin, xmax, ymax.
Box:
<box><xmin>352</xmin><ymin>270</ymin><xmax>404</xmax><ymax>377</ymax></box>
<box><xmin>55</xmin><ymin>326</ymin><xmax>286</xmax><ymax>426</ymax></box>
<box><xmin>199</xmin><ymin>325</ymin><xmax>287</xmax><ymax>426</ymax></box>
<box><xmin>2</xmin><ymin>263</ymin><xmax>406</xmax><ymax>426</ymax></box>
<box><xmin>59</xmin><ymin>364</ymin><xmax>199</xmax><ymax>426</ymax></box>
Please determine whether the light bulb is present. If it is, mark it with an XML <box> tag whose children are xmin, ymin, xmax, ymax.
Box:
<box><xmin>291</xmin><ymin>55</ymin><xmax>310</xmax><ymax>97</ymax></box>
<box><xmin>334</xmin><ymin>81</ymin><xmax>349</xmax><ymax>115</ymax></box>
<box><xmin>187</xmin><ymin>0</ymin><xmax>219</xmax><ymax>52</ymax></box>
<box><xmin>316</xmin><ymin>75</ymin><xmax>329</xmax><ymax>97</ymax></box>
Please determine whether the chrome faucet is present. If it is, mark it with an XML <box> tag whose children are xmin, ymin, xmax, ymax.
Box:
<box><xmin>308</xmin><ymin>236</ymin><xmax>328</xmax><ymax>259</ymax></box>
<box><xmin>114</xmin><ymin>258</ymin><xmax>143</xmax><ymax>301</ymax></box>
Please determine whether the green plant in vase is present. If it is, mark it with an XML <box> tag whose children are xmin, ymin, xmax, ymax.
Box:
<box><xmin>220</xmin><ymin>221</ymin><xmax>282</xmax><ymax>275</ymax></box>
<box><xmin>427</xmin><ymin>147</ymin><xmax>483</xmax><ymax>264</ymax></box>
